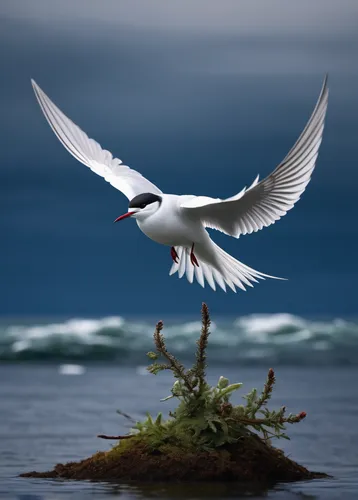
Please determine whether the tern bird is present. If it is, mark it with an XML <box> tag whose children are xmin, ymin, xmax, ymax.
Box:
<box><xmin>31</xmin><ymin>77</ymin><xmax>328</xmax><ymax>293</ymax></box>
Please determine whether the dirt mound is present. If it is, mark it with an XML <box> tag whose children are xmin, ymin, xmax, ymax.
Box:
<box><xmin>21</xmin><ymin>435</ymin><xmax>326</xmax><ymax>483</ymax></box>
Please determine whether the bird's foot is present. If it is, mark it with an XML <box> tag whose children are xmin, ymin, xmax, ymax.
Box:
<box><xmin>190</xmin><ymin>243</ymin><xmax>199</xmax><ymax>267</ymax></box>
<box><xmin>171</xmin><ymin>246</ymin><xmax>179</xmax><ymax>263</ymax></box>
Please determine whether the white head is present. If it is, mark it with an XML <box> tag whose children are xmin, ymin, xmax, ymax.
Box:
<box><xmin>114</xmin><ymin>193</ymin><xmax>162</xmax><ymax>223</ymax></box>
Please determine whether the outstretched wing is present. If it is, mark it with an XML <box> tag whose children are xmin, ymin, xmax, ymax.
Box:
<box><xmin>181</xmin><ymin>76</ymin><xmax>329</xmax><ymax>238</ymax></box>
<box><xmin>31</xmin><ymin>80</ymin><xmax>162</xmax><ymax>201</ymax></box>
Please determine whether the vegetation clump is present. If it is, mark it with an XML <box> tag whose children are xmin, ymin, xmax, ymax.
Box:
<box><xmin>21</xmin><ymin>303</ymin><xmax>326</xmax><ymax>484</ymax></box>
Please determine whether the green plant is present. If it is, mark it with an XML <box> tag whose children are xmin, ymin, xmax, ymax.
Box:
<box><xmin>117</xmin><ymin>303</ymin><xmax>305</xmax><ymax>451</ymax></box>
<box><xmin>99</xmin><ymin>303</ymin><xmax>306</xmax><ymax>451</ymax></box>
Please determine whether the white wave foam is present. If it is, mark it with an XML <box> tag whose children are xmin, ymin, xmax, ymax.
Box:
<box><xmin>1</xmin><ymin>314</ymin><xmax>358</xmax><ymax>364</ymax></box>
<box><xmin>235</xmin><ymin>313</ymin><xmax>305</xmax><ymax>335</ymax></box>
<box><xmin>7</xmin><ymin>316</ymin><xmax>125</xmax><ymax>341</ymax></box>
<box><xmin>11</xmin><ymin>339</ymin><xmax>31</xmax><ymax>352</ymax></box>
<box><xmin>6</xmin><ymin>317</ymin><xmax>125</xmax><ymax>353</ymax></box>
<box><xmin>58</xmin><ymin>364</ymin><xmax>86</xmax><ymax>375</ymax></box>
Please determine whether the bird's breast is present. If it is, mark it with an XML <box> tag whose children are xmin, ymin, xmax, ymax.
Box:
<box><xmin>137</xmin><ymin>211</ymin><xmax>200</xmax><ymax>247</ymax></box>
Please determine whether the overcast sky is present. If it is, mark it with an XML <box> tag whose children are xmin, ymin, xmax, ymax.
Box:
<box><xmin>1</xmin><ymin>0</ymin><xmax>357</xmax><ymax>316</ymax></box>
<box><xmin>3</xmin><ymin>0</ymin><xmax>358</xmax><ymax>34</ymax></box>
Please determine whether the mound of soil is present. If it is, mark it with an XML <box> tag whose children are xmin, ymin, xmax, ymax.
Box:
<box><xmin>20</xmin><ymin>435</ymin><xmax>327</xmax><ymax>483</ymax></box>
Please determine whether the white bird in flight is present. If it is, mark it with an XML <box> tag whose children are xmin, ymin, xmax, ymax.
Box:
<box><xmin>31</xmin><ymin>77</ymin><xmax>328</xmax><ymax>293</ymax></box>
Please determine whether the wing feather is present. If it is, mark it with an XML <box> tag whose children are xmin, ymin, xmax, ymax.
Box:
<box><xmin>181</xmin><ymin>76</ymin><xmax>328</xmax><ymax>238</ymax></box>
<box><xmin>31</xmin><ymin>80</ymin><xmax>162</xmax><ymax>201</ymax></box>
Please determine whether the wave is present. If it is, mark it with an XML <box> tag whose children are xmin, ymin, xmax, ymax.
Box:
<box><xmin>1</xmin><ymin>314</ymin><xmax>358</xmax><ymax>365</ymax></box>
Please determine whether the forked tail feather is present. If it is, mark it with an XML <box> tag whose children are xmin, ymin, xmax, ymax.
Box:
<box><xmin>169</xmin><ymin>243</ymin><xmax>286</xmax><ymax>292</ymax></box>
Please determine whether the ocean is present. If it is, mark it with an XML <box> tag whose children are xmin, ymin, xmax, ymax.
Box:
<box><xmin>1</xmin><ymin>314</ymin><xmax>358</xmax><ymax>365</ymax></box>
<box><xmin>1</xmin><ymin>315</ymin><xmax>358</xmax><ymax>499</ymax></box>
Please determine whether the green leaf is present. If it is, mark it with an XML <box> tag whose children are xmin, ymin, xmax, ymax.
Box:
<box><xmin>172</xmin><ymin>380</ymin><xmax>182</xmax><ymax>396</ymax></box>
<box><xmin>220</xmin><ymin>383</ymin><xmax>243</xmax><ymax>397</ymax></box>
<box><xmin>208</xmin><ymin>421</ymin><xmax>217</xmax><ymax>433</ymax></box>
<box><xmin>234</xmin><ymin>405</ymin><xmax>245</xmax><ymax>416</ymax></box>
<box><xmin>160</xmin><ymin>394</ymin><xmax>174</xmax><ymax>402</ymax></box>
<box><xmin>220</xmin><ymin>419</ymin><xmax>229</xmax><ymax>436</ymax></box>
<box><xmin>145</xmin><ymin>412</ymin><xmax>154</xmax><ymax>427</ymax></box>
<box><xmin>243</xmin><ymin>388</ymin><xmax>258</xmax><ymax>406</ymax></box>
<box><xmin>217</xmin><ymin>376</ymin><xmax>229</xmax><ymax>389</ymax></box>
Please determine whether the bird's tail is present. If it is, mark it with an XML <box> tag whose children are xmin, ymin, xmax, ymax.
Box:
<box><xmin>169</xmin><ymin>243</ymin><xmax>285</xmax><ymax>292</ymax></box>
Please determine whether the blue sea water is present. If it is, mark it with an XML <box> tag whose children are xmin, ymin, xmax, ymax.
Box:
<box><xmin>1</xmin><ymin>315</ymin><xmax>358</xmax><ymax>499</ymax></box>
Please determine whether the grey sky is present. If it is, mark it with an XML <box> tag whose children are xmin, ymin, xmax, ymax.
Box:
<box><xmin>2</xmin><ymin>0</ymin><xmax>357</xmax><ymax>85</ymax></box>
<box><xmin>2</xmin><ymin>0</ymin><xmax>358</xmax><ymax>35</ymax></box>
<box><xmin>1</xmin><ymin>0</ymin><xmax>357</xmax><ymax>176</ymax></box>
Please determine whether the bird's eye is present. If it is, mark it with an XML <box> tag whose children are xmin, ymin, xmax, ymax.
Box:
<box><xmin>140</xmin><ymin>203</ymin><xmax>146</xmax><ymax>209</ymax></box>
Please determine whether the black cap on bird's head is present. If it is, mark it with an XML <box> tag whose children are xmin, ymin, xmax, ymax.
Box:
<box><xmin>129</xmin><ymin>193</ymin><xmax>162</xmax><ymax>209</ymax></box>
<box><xmin>114</xmin><ymin>193</ymin><xmax>162</xmax><ymax>222</ymax></box>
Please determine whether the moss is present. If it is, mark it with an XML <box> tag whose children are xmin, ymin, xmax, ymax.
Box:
<box><xmin>20</xmin><ymin>303</ymin><xmax>328</xmax><ymax>484</ymax></box>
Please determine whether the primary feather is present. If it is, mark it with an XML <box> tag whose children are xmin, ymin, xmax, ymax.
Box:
<box><xmin>31</xmin><ymin>80</ymin><xmax>162</xmax><ymax>201</ymax></box>
<box><xmin>180</xmin><ymin>76</ymin><xmax>329</xmax><ymax>238</ymax></box>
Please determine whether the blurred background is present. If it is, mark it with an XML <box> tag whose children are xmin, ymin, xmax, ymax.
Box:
<box><xmin>1</xmin><ymin>0</ymin><xmax>358</xmax><ymax>365</ymax></box>
<box><xmin>1</xmin><ymin>1</ymin><xmax>358</xmax><ymax>498</ymax></box>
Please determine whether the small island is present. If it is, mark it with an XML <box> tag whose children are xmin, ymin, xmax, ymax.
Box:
<box><xmin>21</xmin><ymin>304</ymin><xmax>327</xmax><ymax>484</ymax></box>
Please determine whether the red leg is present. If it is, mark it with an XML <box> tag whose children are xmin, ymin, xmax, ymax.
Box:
<box><xmin>190</xmin><ymin>243</ymin><xmax>199</xmax><ymax>267</ymax></box>
<box><xmin>171</xmin><ymin>246</ymin><xmax>179</xmax><ymax>263</ymax></box>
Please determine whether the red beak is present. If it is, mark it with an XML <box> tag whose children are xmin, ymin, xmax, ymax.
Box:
<box><xmin>114</xmin><ymin>212</ymin><xmax>135</xmax><ymax>223</ymax></box>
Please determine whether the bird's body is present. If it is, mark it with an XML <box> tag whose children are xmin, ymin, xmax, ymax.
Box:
<box><xmin>136</xmin><ymin>194</ymin><xmax>202</xmax><ymax>247</ymax></box>
<box><xmin>137</xmin><ymin>194</ymin><xmax>229</xmax><ymax>283</ymax></box>
<box><xmin>31</xmin><ymin>77</ymin><xmax>329</xmax><ymax>292</ymax></box>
